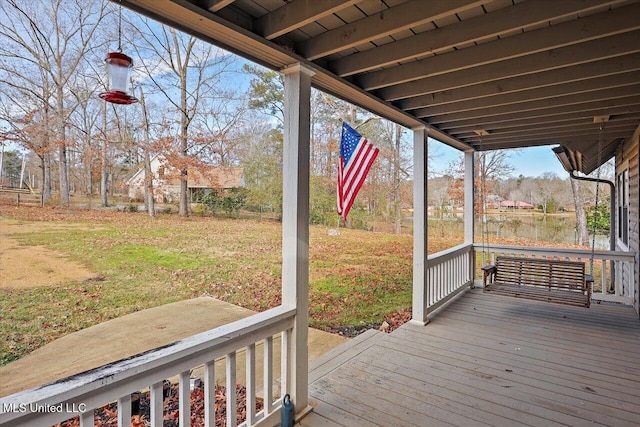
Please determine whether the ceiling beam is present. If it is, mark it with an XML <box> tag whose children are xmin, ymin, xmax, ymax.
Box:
<box><xmin>398</xmin><ymin>54</ymin><xmax>640</xmax><ymax>110</ymax></box>
<box><xmin>254</xmin><ymin>0</ymin><xmax>360</xmax><ymax>40</ymax></box>
<box><xmin>200</xmin><ymin>0</ymin><xmax>235</xmax><ymax>13</ymax></box>
<box><xmin>422</xmin><ymin>83</ymin><xmax>640</xmax><ymax>124</ymax></box>
<box><xmin>331</xmin><ymin>0</ymin><xmax>621</xmax><ymax>77</ymax></box>
<box><xmin>468</xmin><ymin>129</ymin><xmax>633</xmax><ymax>149</ymax></box>
<box><xmin>442</xmin><ymin>107</ymin><xmax>640</xmax><ymax>135</ymax></box>
<box><xmin>435</xmin><ymin>98</ymin><xmax>640</xmax><ymax>131</ymax></box>
<box><xmin>413</xmin><ymin>77</ymin><xmax>640</xmax><ymax>117</ymax></box>
<box><xmin>360</xmin><ymin>2</ymin><xmax>640</xmax><ymax>90</ymax></box>
<box><xmin>379</xmin><ymin>30</ymin><xmax>640</xmax><ymax>101</ymax></box>
<box><xmin>455</xmin><ymin>116</ymin><xmax>640</xmax><ymax>139</ymax></box>
<box><xmin>299</xmin><ymin>0</ymin><xmax>485</xmax><ymax>61</ymax></box>
<box><xmin>459</xmin><ymin>121</ymin><xmax>638</xmax><ymax>143</ymax></box>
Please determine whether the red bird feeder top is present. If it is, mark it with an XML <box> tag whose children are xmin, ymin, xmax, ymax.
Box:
<box><xmin>99</xmin><ymin>52</ymin><xmax>138</xmax><ymax>105</ymax></box>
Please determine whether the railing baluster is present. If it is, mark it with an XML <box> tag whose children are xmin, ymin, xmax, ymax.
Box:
<box><xmin>149</xmin><ymin>381</ymin><xmax>164</xmax><ymax>427</ymax></box>
<box><xmin>179</xmin><ymin>371</ymin><xmax>190</xmax><ymax>427</ymax></box>
<box><xmin>79</xmin><ymin>409</ymin><xmax>93</xmax><ymax>427</ymax></box>
<box><xmin>204</xmin><ymin>360</ymin><xmax>216</xmax><ymax>427</ymax></box>
<box><xmin>227</xmin><ymin>351</ymin><xmax>237</xmax><ymax>427</ymax></box>
<box><xmin>117</xmin><ymin>395</ymin><xmax>131</xmax><ymax>427</ymax></box>
<box><xmin>264</xmin><ymin>336</ymin><xmax>273</xmax><ymax>415</ymax></box>
<box><xmin>614</xmin><ymin>260</ymin><xmax>622</xmax><ymax>296</ymax></box>
<box><xmin>246</xmin><ymin>343</ymin><xmax>256</xmax><ymax>425</ymax></box>
<box><xmin>281</xmin><ymin>329</ymin><xmax>290</xmax><ymax>398</ymax></box>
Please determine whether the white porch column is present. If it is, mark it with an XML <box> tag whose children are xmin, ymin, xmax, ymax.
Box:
<box><xmin>464</xmin><ymin>150</ymin><xmax>475</xmax><ymax>244</ymax></box>
<box><xmin>281</xmin><ymin>62</ymin><xmax>314</xmax><ymax>414</ymax></box>
<box><xmin>411</xmin><ymin>126</ymin><xmax>429</xmax><ymax>325</ymax></box>
<box><xmin>464</xmin><ymin>150</ymin><xmax>476</xmax><ymax>285</ymax></box>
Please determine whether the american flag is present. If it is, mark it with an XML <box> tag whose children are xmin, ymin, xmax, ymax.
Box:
<box><xmin>337</xmin><ymin>122</ymin><xmax>379</xmax><ymax>221</ymax></box>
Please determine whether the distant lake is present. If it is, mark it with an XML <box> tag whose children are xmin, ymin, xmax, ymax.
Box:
<box><xmin>425</xmin><ymin>210</ymin><xmax>610</xmax><ymax>249</ymax></box>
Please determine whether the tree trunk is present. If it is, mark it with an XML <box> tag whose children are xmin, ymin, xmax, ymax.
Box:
<box><xmin>101</xmin><ymin>104</ymin><xmax>108</xmax><ymax>207</ymax></box>
<box><xmin>180</xmin><ymin>126</ymin><xmax>189</xmax><ymax>216</ymax></box>
<box><xmin>570</xmin><ymin>178</ymin><xmax>588</xmax><ymax>245</ymax></box>
<box><xmin>144</xmin><ymin>150</ymin><xmax>155</xmax><ymax>216</ymax></box>
<box><xmin>393</xmin><ymin>123</ymin><xmax>402</xmax><ymax>234</ymax></box>
<box><xmin>42</xmin><ymin>151</ymin><xmax>51</xmax><ymax>206</ymax></box>
<box><xmin>179</xmin><ymin>65</ymin><xmax>189</xmax><ymax>217</ymax></box>
<box><xmin>57</xmin><ymin>86</ymin><xmax>70</xmax><ymax>206</ymax></box>
<box><xmin>138</xmin><ymin>87</ymin><xmax>155</xmax><ymax>217</ymax></box>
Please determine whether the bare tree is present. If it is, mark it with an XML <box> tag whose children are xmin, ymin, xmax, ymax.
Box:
<box><xmin>135</xmin><ymin>85</ymin><xmax>156</xmax><ymax>216</ymax></box>
<box><xmin>131</xmin><ymin>19</ymin><xmax>234</xmax><ymax>216</ymax></box>
<box><xmin>0</xmin><ymin>0</ymin><xmax>109</xmax><ymax>206</ymax></box>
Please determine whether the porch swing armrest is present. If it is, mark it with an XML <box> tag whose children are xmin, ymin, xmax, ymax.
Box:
<box><xmin>585</xmin><ymin>274</ymin><xmax>594</xmax><ymax>302</ymax></box>
<box><xmin>481</xmin><ymin>265</ymin><xmax>496</xmax><ymax>287</ymax></box>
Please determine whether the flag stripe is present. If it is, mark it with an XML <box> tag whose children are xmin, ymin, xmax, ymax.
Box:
<box><xmin>337</xmin><ymin>122</ymin><xmax>379</xmax><ymax>220</ymax></box>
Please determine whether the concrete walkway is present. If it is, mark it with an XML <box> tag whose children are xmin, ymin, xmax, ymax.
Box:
<box><xmin>0</xmin><ymin>297</ymin><xmax>347</xmax><ymax>397</ymax></box>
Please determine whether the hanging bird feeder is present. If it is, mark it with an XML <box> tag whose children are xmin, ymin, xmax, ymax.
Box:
<box><xmin>99</xmin><ymin>1</ymin><xmax>137</xmax><ymax>105</ymax></box>
<box><xmin>99</xmin><ymin>52</ymin><xmax>138</xmax><ymax>104</ymax></box>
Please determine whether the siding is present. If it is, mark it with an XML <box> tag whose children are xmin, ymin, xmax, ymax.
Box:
<box><xmin>617</xmin><ymin>125</ymin><xmax>639</xmax><ymax>317</ymax></box>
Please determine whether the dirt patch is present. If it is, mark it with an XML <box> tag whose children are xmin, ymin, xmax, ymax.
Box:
<box><xmin>0</xmin><ymin>218</ymin><xmax>97</xmax><ymax>288</ymax></box>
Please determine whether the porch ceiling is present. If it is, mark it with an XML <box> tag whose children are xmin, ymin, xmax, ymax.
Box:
<box><xmin>121</xmin><ymin>0</ymin><xmax>640</xmax><ymax>171</ymax></box>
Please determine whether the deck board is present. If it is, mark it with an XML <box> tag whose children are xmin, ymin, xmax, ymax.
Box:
<box><xmin>304</xmin><ymin>289</ymin><xmax>640</xmax><ymax>427</ymax></box>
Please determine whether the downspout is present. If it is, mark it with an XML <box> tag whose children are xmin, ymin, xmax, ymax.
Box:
<box><xmin>570</xmin><ymin>171</ymin><xmax>615</xmax><ymax>252</ymax></box>
<box><xmin>570</xmin><ymin>171</ymin><xmax>616</xmax><ymax>293</ymax></box>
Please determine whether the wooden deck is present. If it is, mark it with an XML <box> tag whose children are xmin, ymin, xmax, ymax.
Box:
<box><xmin>301</xmin><ymin>289</ymin><xmax>640</xmax><ymax>427</ymax></box>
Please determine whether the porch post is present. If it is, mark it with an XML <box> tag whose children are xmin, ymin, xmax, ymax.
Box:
<box><xmin>464</xmin><ymin>150</ymin><xmax>475</xmax><ymax>244</ymax></box>
<box><xmin>464</xmin><ymin>150</ymin><xmax>476</xmax><ymax>285</ymax></box>
<box><xmin>281</xmin><ymin>62</ymin><xmax>314</xmax><ymax>414</ymax></box>
<box><xmin>411</xmin><ymin>126</ymin><xmax>429</xmax><ymax>325</ymax></box>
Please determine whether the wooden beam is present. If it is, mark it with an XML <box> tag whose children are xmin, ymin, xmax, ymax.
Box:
<box><xmin>435</xmin><ymin>97</ymin><xmax>640</xmax><ymax>131</ymax></box>
<box><xmin>300</xmin><ymin>0</ymin><xmax>485</xmax><ymax>61</ymax></box>
<box><xmin>398</xmin><ymin>54</ymin><xmax>640</xmax><ymax>110</ymax></box>
<box><xmin>331</xmin><ymin>0</ymin><xmax>618</xmax><ymax>77</ymax></box>
<box><xmin>361</xmin><ymin>3</ymin><xmax>640</xmax><ymax>90</ymax></box>
<box><xmin>469</xmin><ymin>129</ymin><xmax>634</xmax><ymax>149</ymax></box>
<box><xmin>200</xmin><ymin>0</ymin><xmax>235</xmax><ymax>13</ymax></box>
<box><xmin>418</xmin><ymin>83</ymin><xmax>640</xmax><ymax>124</ymax></box>
<box><xmin>442</xmin><ymin>106</ymin><xmax>640</xmax><ymax>134</ymax></box>
<box><xmin>421</xmin><ymin>85</ymin><xmax>640</xmax><ymax>122</ymax></box>
<box><xmin>455</xmin><ymin>116</ymin><xmax>640</xmax><ymax>140</ymax></box>
<box><xmin>255</xmin><ymin>0</ymin><xmax>359</xmax><ymax>40</ymax></box>
<box><xmin>379</xmin><ymin>30</ymin><xmax>640</xmax><ymax>101</ymax></box>
<box><xmin>460</xmin><ymin>122</ymin><xmax>639</xmax><ymax>143</ymax></box>
<box><xmin>415</xmin><ymin>72</ymin><xmax>639</xmax><ymax>117</ymax></box>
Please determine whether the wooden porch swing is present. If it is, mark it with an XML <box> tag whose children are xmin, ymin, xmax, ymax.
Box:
<box><xmin>479</xmin><ymin>121</ymin><xmax>607</xmax><ymax>308</ymax></box>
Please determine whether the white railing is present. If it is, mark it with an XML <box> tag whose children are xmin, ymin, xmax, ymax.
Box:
<box><xmin>426</xmin><ymin>243</ymin><xmax>475</xmax><ymax>314</ymax></box>
<box><xmin>0</xmin><ymin>306</ymin><xmax>296</xmax><ymax>427</ymax></box>
<box><xmin>475</xmin><ymin>244</ymin><xmax>636</xmax><ymax>305</ymax></box>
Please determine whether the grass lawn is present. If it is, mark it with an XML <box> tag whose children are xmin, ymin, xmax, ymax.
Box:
<box><xmin>0</xmin><ymin>205</ymin><xmax>464</xmax><ymax>365</ymax></box>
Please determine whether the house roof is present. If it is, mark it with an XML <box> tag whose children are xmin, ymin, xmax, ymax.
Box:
<box><xmin>126</xmin><ymin>154</ymin><xmax>244</xmax><ymax>188</ymax></box>
<box><xmin>177</xmin><ymin>167</ymin><xmax>244</xmax><ymax>189</ymax></box>
<box><xmin>121</xmin><ymin>0</ymin><xmax>640</xmax><ymax>173</ymax></box>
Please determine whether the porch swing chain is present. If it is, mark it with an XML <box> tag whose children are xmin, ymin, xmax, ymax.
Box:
<box><xmin>589</xmin><ymin>121</ymin><xmax>605</xmax><ymax>276</ymax></box>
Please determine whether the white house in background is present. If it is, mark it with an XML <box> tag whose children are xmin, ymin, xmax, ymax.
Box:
<box><xmin>126</xmin><ymin>154</ymin><xmax>244</xmax><ymax>203</ymax></box>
